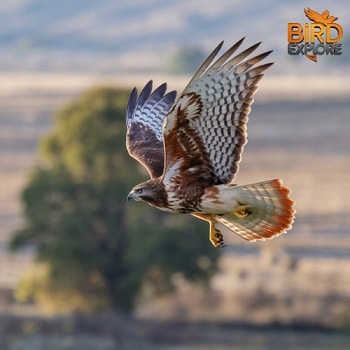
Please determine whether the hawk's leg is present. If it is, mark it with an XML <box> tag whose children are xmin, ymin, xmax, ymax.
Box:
<box><xmin>209</xmin><ymin>220</ymin><xmax>226</xmax><ymax>248</ymax></box>
<box><xmin>191</xmin><ymin>213</ymin><xmax>226</xmax><ymax>248</ymax></box>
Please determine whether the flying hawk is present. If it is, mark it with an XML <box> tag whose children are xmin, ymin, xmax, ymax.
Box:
<box><xmin>126</xmin><ymin>38</ymin><xmax>295</xmax><ymax>248</ymax></box>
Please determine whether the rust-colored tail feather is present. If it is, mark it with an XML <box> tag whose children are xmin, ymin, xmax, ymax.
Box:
<box><xmin>215</xmin><ymin>179</ymin><xmax>295</xmax><ymax>242</ymax></box>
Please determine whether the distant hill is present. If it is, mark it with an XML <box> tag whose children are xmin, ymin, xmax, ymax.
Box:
<box><xmin>0</xmin><ymin>0</ymin><xmax>348</xmax><ymax>73</ymax></box>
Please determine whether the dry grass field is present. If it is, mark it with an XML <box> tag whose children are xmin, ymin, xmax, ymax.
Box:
<box><xmin>1</xmin><ymin>314</ymin><xmax>350</xmax><ymax>350</ymax></box>
<box><xmin>0</xmin><ymin>72</ymin><xmax>350</xmax><ymax>348</ymax></box>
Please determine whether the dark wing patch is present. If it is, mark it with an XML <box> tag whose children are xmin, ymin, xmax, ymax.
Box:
<box><xmin>126</xmin><ymin>80</ymin><xmax>177</xmax><ymax>178</ymax></box>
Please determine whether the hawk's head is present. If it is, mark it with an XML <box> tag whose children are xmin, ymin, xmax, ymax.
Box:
<box><xmin>127</xmin><ymin>178</ymin><xmax>167</xmax><ymax>208</ymax></box>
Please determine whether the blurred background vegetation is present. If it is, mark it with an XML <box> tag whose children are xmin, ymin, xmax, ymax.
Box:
<box><xmin>9</xmin><ymin>87</ymin><xmax>219</xmax><ymax>314</ymax></box>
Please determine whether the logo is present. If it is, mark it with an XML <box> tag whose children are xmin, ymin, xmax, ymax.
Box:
<box><xmin>288</xmin><ymin>7</ymin><xmax>343</xmax><ymax>62</ymax></box>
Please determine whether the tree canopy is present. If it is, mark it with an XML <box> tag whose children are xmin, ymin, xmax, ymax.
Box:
<box><xmin>165</xmin><ymin>46</ymin><xmax>206</xmax><ymax>75</ymax></box>
<box><xmin>10</xmin><ymin>86</ymin><xmax>220</xmax><ymax>313</ymax></box>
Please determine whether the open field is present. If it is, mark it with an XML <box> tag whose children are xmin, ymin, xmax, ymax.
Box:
<box><xmin>1</xmin><ymin>314</ymin><xmax>350</xmax><ymax>350</ymax></box>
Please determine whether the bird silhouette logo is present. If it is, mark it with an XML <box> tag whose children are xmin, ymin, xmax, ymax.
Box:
<box><xmin>303</xmin><ymin>8</ymin><xmax>339</xmax><ymax>62</ymax></box>
<box><xmin>304</xmin><ymin>8</ymin><xmax>338</xmax><ymax>26</ymax></box>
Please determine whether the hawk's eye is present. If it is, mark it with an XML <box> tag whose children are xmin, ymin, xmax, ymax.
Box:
<box><xmin>136</xmin><ymin>189</ymin><xmax>143</xmax><ymax>194</ymax></box>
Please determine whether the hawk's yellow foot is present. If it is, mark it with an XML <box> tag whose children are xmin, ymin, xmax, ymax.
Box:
<box><xmin>209</xmin><ymin>221</ymin><xmax>226</xmax><ymax>248</ymax></box>
<box><xmin>191</xmin><ymin>213</ymin><xmax>226</xmax><ymax>248</ymax></box>
<box><xmin>234</xmin><ymin>204</ymin><xmax>252</xmax><ymax>219</ymax></box>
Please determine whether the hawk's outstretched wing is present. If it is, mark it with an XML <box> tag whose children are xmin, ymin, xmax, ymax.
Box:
<box><xmin>162</xmin><ymin>38</ymin><xmax>273</xmax><ymax>187</ymax></box>
<box><xmin>126</xmin><ymin>80</ymin><xmax>177</xmax><ymax>178</ymax></box>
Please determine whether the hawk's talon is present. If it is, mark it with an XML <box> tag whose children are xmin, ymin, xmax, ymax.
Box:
<box><xmin>210</xmin><ymin>226</ymin><xmax>225</xmax><ymax>248</ymax></box>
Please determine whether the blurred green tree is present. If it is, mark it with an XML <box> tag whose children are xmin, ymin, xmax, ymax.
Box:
<box><xmin>10</xmin><ymin>86</ymin><xmax>220</xmax><ymax>313</ymax></box>
<box><xmin>165</xmin><ymin>46</ymin><xmax>206</xmax><ymax>74</ymax></box>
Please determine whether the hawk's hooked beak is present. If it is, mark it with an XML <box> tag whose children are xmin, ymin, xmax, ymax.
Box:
<box><xmin>127</xmin><ymin>191</ymin><xmax>134</xmax><ymax>201</ymax></box>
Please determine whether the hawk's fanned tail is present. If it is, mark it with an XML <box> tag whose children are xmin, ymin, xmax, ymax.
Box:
<box><xmin>215</xmin><ymin>179</ymin><xmax>295</xmax><ymax>242</ymax></box>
